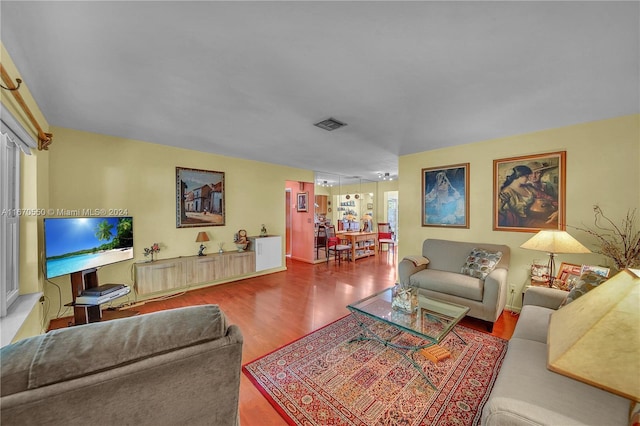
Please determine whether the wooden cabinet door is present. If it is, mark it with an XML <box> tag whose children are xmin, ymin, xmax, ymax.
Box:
<box><xmin>225</xmin><ymin>251</ymin><xmax>256</xmax><ymax>277</ymax></box>
<box><xmin>188</xmin><ymin>256</ymin><xmax>224</xmax><ymax>284</ymax></box>
<box><xmin>135</xmin><ymin>259</ymin><xmax>186</xmax><ymax>295</ymax></box>
<box><xmin>315</xmin><ymin>195</ymin><xmax>328</xmax><ymax>214</ymax></box>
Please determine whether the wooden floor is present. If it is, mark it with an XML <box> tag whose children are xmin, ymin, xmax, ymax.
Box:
<box><xmin>49</xmin><ymin>253</ymin><xmax>518</xmax><ymax>425</ymax></box>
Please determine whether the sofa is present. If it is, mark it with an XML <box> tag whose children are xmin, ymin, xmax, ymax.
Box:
<box><xmin>0</xmin><ymin>304</ymin><xmax>243</xmax><ymax>426</ymax></box>
<box><xmin>482</xmin><ymin>285</ymin><xmax>632</xmax><ymax>425</ymax></box>
<box><xmin>399</xmin><ymin>239</ymin><xmax>510</xmax><ymax>331</ymax></box>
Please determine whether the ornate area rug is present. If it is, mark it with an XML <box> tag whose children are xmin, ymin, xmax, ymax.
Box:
<box><xmin>243</xmin><ymin>315</ymin><xmax>507</xmax><ymax>425</ymax></box>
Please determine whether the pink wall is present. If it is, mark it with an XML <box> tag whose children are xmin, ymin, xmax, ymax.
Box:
<box><xmin>286</xmin><ymin>180</ymin><xmax>315</xmax><ymax>263</ymax></box>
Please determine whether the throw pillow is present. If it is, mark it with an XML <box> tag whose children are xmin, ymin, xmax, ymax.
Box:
<box><xmin>561</xmin><ymin>271</ymin><xmax>608</xmax><ymax>306</ymax></box>
<box><xmin>461</xmin><ymin>248</ymin><xmax>503</xmax><ymax>280</ymax></box>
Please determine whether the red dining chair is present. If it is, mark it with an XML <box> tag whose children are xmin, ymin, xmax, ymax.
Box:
<box><xmin>377</xmin><ymin>222</ymin><xmax>395</xmax><ymax>253</ymax></box>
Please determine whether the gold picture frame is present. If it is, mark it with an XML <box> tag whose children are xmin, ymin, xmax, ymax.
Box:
<box><xmin>422</xmin><ymin>163</ymin><xmax>469</xmax><ymax>228</ymax></box>
<box><xmin>493</xmin><ymin>151</ymin><xmax>566</xmax><ymax>232</ymax></box>
<box><xmin>176</xmin><ymin>167</ymin><xmax>225</xmax><ymax>228</ymax></box>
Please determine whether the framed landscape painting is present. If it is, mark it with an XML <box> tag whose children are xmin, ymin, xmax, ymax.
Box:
<box><xmin>422</xmin><ymin>163</ymin><xmax>469</xmax><ymax>228</ymax></box>
<box><xmin>176</xmin><ymin>167</ymin><xmax>225</xmax><ymax>228</ymax></box>
<box><xmin>493</xmin><ymin>151</ymin><xmax>566</xmax><ymax>232</ymax></box>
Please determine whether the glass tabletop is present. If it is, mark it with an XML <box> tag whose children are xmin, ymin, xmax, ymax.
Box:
<box><xmin>347</xmin><ymin>286</ymin><xmax>470</xmax><ymax>343</ymax></box>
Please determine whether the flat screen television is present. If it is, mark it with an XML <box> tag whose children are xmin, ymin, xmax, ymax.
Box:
<box><xmin>44</xmin><ymin>217</ymin><xmax>134</xmax><ymax>279</ymax></box>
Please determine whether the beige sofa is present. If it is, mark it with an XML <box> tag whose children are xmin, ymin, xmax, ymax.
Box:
<box><xmin>399</xmin><ymin>238</ymin><xmax>510</xmax><ymax>331</ymax></box>
<box><xmin>482</xmin><ymin>285</ymin><xmax>631</xmax><ymax>425</ymax></box>
<box><xmin>1</xmin><ymin>305</ymin><xmax>243</xmax><ymax>426</ymax></box>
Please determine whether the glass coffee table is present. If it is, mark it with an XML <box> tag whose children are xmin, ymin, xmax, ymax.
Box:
<box><xmin>347</xmin><ymin>286</ymin><xmax>470</xmax><ymax>389</ymax></box>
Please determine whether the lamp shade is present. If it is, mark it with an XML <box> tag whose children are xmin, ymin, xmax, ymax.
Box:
<box><xmin>547</xmin><ymin>268</ymin><xmax>640</xmax><ymax>401</ymax></box>
<box><xmin>520</xmin><ymin>230</ymin><xmax>591</xmax><ymax>254</ymax></box>
<box><xmin>195</xmin><ymin>231</ymin><xmax>209</xmax><ymax>243</ymax></box>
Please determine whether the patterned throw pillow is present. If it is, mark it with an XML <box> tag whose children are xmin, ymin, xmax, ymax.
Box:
<box><xmin>561</xmin><ymin>271</ymin><xmax>608</xmax><ymax>306</ymax></box>
<box><xmin>461</xmin><ymin>248</ymin><xmax>503</xmax><ymax>280</ymax></box>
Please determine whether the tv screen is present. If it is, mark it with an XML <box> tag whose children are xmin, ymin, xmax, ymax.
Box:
<box><xmin>44</xmin><ymin>217</ymin><xmax>134</xmax><ymax>279</ymax></box>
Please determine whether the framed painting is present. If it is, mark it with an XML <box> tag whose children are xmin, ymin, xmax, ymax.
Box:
<box><xmin>422</xmin><ymin>163</ymin><xmax>469</xmax><ymax>228</ymax></box>
<box><xmin>580</xmin><ymin>264</ymin><xmax>610</xmax><ymax>278</ymax></box>
<box><xmin>176</xmin><ymin>167</ymin><xmax>225</xmax><ymax>228</ymax></box>
<box><xmin>530</xmin><ymin>259</ymin><xmax>550</xmax><ymax>285</ymax></box>
<box><xmin>297</xmin><ymin>192</ymin><xmax>308</xmax><ymax>212</ymax></box>
<box><xmin>493</xmin><ymin>151</ymin><xmax>566</xmax><ymax>232</ymax></box>
<box><xmin>556</xmin><ymin>262</ymin><xmax>582</xmax><ymax>290</ymax></box>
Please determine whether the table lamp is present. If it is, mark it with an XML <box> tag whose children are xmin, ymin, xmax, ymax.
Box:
<box><xmin>547</xmin><ymin>268</ymin><xmax>639</xmax><ymax>401</ymax></box>
<box><xmin>520</xmin><ymin>230</ymin><xmax>591</xmax><ymax>286</ymax></box>
<box><xmin>196</xmin><ymin>231</ymin><xmax>210</xmax><ymax>256</ymax></box>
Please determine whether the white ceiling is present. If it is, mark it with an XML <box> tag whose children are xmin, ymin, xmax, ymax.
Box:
<box><xmin>2</xmin><ymin>1</ymin><xmax>638</xmax><ymax>184</ymax></box>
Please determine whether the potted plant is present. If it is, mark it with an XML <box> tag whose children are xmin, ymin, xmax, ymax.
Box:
<box><xmin>143</xmin><ymin>243</ymin><xmax>161</xmax><ymax>262</ymax></box>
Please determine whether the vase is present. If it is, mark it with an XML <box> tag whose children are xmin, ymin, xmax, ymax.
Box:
<box><xmin>235</xmin><ymin>243</ymin><xmax>248</xmax><ymax>252</ymax></box>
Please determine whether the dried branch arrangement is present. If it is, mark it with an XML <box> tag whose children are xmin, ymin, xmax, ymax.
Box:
<box><xmin>573</xmin><ymin>205</ymin><xmax>640</xmax><ymax>270</ymax></box>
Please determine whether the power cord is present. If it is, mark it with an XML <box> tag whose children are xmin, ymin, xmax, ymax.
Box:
<box><xmin>508</xmin><ymin>286</ymin><xmax>518</xmax><ymax>316</ymax></box>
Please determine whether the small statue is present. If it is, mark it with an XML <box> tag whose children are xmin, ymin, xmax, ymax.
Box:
<box><xmin>234</xmin><ymin>229</ymin><xmax>249</xmax><ymax>251</ymax></box>
<box><xmin>198</xmin><ymin>244</ymin><xmax>207</xmax><ymax>256</ymax></box>
<box><xmin>260</xmin><ymin>224</ymin><xmax>268</xmax><ymax>237</ymax></box>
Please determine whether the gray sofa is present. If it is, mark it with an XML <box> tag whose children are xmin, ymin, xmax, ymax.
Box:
<box><xmin>399</xmin><ymin>239</ymin><xmax>510</xmax><ymax>331</ymax></box>
<box><xmin>482</xmin><ymin>286</ymin><xmax>630</xmax><ymax>425</ymax></box>
<box><xmin>1</xmin><ymin>305</ymin><xmax>243</xmax><ymax>426</ymax></box>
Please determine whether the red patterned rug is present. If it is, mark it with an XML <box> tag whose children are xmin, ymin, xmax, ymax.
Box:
<box><xmin>243</xmin><ymin>315</ymin><xmax>507</xmax><ymax>425</ymax></box>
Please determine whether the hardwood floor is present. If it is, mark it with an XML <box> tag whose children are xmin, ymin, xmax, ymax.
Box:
<box><xmin>49</xmin><ymin>254</ymin><xmax>518</xmax><ymax>425</ymax></box>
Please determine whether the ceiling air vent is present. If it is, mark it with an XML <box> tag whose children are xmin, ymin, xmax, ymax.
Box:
<box><xmin>314</xmin><ymin>117</ymin><xmax>347</xmax><ymax>131</ymax></box>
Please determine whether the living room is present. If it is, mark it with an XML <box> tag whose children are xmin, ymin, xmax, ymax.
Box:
<box><xmin>1</xmin><ymin>2</ymin><xmax>639</xmax><ymax>425</ymax></box>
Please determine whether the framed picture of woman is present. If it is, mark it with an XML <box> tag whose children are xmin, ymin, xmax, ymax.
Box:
<box><xmin>297</xmin><ymin>192</ymin><xmax>308</xmax><ymax>212</ymax></box>
<box><xmin>493</xmin><ymin>151</ymin><xmax>566</xmax><ymax>232</ymax></box>
<box><xmin>422</xmin><ymin>163</ymin><xmax>469</xmax><ymax>228</ymax></box>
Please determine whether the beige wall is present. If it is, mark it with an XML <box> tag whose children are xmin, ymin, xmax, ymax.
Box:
<box><xmin>44</xmin><ymin>127</ymin><xmax>312</xmax><ymax>318</ymax></box>
<box><xmin>399</xmin><ymin>114</ymin><xmax>640</xmax><ymax>307</ymax></box>
<box><xmin>1</xmin><ymin>43</ymin><xmax>50</xmax><ymax>339</ymax></box>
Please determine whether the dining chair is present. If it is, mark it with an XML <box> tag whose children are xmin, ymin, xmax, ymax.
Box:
<box><xmin>315</xmin><ymin>225</ymin><xmax>327</xmax><ymax>259</ymax></box>
<box><xmin>377</xmin><ymin>222</ymin><xmax>395</xmax><ymax>253</ymax></box>
<box><xmin>326</xmin><ymin>225</ymin><xmax>351</xmax><ymax>263</ymax></box>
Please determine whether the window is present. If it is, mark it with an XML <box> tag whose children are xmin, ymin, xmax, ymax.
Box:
<box><xmin>1</xmin><ymin>132</ymin><xmax>21</xmax><ymax>316</ymax></box>
<box><xmin>0</xmin><ymin>105</ymin><xmax>36</xmax><ymax>318</ymax></box>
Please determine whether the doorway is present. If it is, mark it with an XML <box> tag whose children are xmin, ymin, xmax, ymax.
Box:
<box><xmin>385</xmin><ymin>190</ymin><xmax>399</xmax><ymax>237</ymax></box>
<box><xmin>285</xmin><ymin>189</ymin><xmax>291</xmax><ymax>257</ymax></box>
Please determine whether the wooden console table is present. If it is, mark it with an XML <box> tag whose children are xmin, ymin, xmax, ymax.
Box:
<box><xmin>342</xmin><ymin>231</ymin><xmax>377</xmax><ymax>260</ymax></box>
<box><xmin>134</xmin><ymin>251</ymin><xmax>256</xmax><ymax>295</ymax></box>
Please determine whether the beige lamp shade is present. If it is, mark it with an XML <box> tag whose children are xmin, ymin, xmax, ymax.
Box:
<box><xmin>547</xmin><ymin>268</ymin><xmax>640</xmax><ymax>401</ymax></box>
<box><xmin>195</xmin><ymin>231</ymin><xmax>210</xmax><ymax>243</ymax></box>
<box><xmin>520</xmin><ymin>230</ymin><xmax>591</xmax><ymax>254</ymax></box>
<box><xmin>520</xmin><ymin>230</ymin><xmax>591</xmax><ymax>286</ymax></box>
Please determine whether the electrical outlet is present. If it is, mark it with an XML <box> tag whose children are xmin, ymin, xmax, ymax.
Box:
<box><xmin>509</xmin><ymin>284</ymin><xmax>516</xmax><ymax>294</ymax></box>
